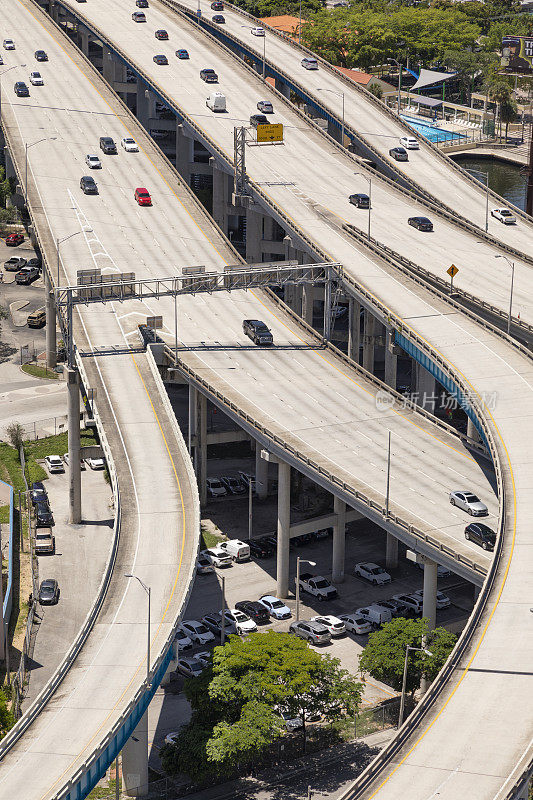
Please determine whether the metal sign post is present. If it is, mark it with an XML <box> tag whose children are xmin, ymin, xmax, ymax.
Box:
<box><xmin>447</xmin><ymin>264</ymin><xmax>459</xmax><ymax>295</ymax></box>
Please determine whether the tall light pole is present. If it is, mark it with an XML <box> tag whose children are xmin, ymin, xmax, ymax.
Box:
<box><xmin>465</xmin><ymin>167</ymin><xmax>489</xmax><ymax>232</ymax></box>
<box><xmin>317</xmin><ymin>88</ymin><xmax>345</xmax><ymax>146</ymax></box>
<box><xmin>220</xmin><ymin>574</ymin><xmax>227</xmax><ymax>645</ymax></box>
<box><xmin>354</xmin><ymin>172</ymin><xmax>372</xmax><ymax>240</ymax></box>
<box><xmin>125</xmin><ymin>574</ymin><xmax>151</xmax><ymax>685</ymax></box>
<box><xmin>248</xmin><ymin>475</ymin><xmax>253</xmax><ymax>540</ymax></box>
<box><xmin>495</xmin><ymin>255</ymin><xmax>515</xmax><ymax>335</ymax></box>
<box><xmin>387</xmin><ymin>57</ymin><xmax>403</xmax><ymax>112</ymax></box>
<box><xmin>0</xmin><ymin>65</ymin><xmax>26</xmax><ymax>121</ymax></box>
<box><xmin>398</xmin><ymin>644</ymin><xmax>432</xmax><ymax>728</ymax></box>
<box><xmin>56</xmin><ymin>230</ymin><xmax>84</xmax><ymax>286</ymax></box>
<box><xmin>25</xmin><ymin>137</ymin><xmax>56</xmax><ymax>205</ymax></box>
<box><xmin>295</xmin><ymin>557</ymin><xmax>316</xmax><ymax>621</ymax></box>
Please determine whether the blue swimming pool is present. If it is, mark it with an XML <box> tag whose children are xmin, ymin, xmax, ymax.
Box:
<box><xmin>401</xmin><ymin>115</ymin><xmax>467</xmax><ymax>143</ymax></box>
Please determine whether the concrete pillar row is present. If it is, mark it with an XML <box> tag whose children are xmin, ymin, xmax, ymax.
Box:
<box><xmin>276</xmin><ymin>460</ymin><xmax>291</xmax><ymax>598</ymax></box>
<box><xmin>467</xmin><ymin>416</ymin><xmax>482</xmax><ymax>444</ymax></box>
<box><xmin>348</xmin><ymin>297</ymin><xmax>361</xmax><ymax>364</ymax></box>
<box><xmin>385</xmin><ymin>532</ymin><xmax>398</xmax><ymax>569</ymax></box>
<box><xmin>136</xmin><ymin>81</ymin><xmax>156</xmax><ymax>131</ymax></box>
<box><xmin>121</xmin><ymin>711</ymin><xmax>149</xmax><ymax>797</ymax></box>
<box><xmin>416</xmin><ymin>363</ymin><xmax>437</xmax><ymax>414</ymax></box>
<box><xmin>176</xmin><ymin>124</ymin><xmax>193</xmax><ymax>184</ymax></box>
<box><xmin>255</xmin><ymin>446</ymin><xmax>268</xmax><ymax>500</ymax></box>
<box><xmin>211</xmin><ymin>161</ymin><xmax>228</xmax><ymax>234</ymax></box>
<box><xmin>67</xmin><ymin>368</ymin><xmax>81</xmax><ymax>524</ymax></box>
<box><xmin>327</xmin><ymin>120</ymin><xmax>342</xmax><ymax>144</ymax></box>
<box><xmin>422</xmin><ymin>559</ymin><xmax>438</xmax><ymax>634</ymax></box>
<box><xmin>44</xmin><ymin>269</ymin><xmax>57</xmax><ymax>369</ymax></box>
<box><xmin>79</xmin><ymin>29</ymin><xmax>90</xmax><ymax>57</ymax></box>
<box><xmin>362</xmin><ymin>310</ymin><xmax>376</xmax><ymax>373</ymax></box>
<box><xmin>245</xmin><ymin>207</ymin><xmax>263</xmax><ymax>263</ymax></box>
<box><xmin>332</xmin><ymin>496</ymin><xmax>346</xmax><ymax>583</ymax></box>
<box><xmin>195</xmin><ymin>391</ymin><xmax>207</xmax><ymax>508</ymax></box>
<box><xmin>301</xmin><ymin>282</ymin><xmax>315</xmax><ymax>326</ymax></box>
<box><xmin>384</xmin><ymin>344</ymin><xmax>397</xmax><ymax>390</ymax></box>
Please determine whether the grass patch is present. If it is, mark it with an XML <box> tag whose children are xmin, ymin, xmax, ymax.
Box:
<box><xmin>0</xmin><ymin>443</ymin><xmax>26</xmax><ymax>492</ymax></box>
<box><xmin>201</xmin><ymin>526</ymin><xmax>223</xmax><ymax>549</ymax></box>
<box><xmin>24</xmin><ymin>428</ymin><xmax>98</xmax><ymax>461</ymax></box>
<box><xmin>0</xmin><ymin>505</ymin><xmax>9</xmax><ymax>525</ymax></box>
<box><xmin>21</xmin><ymin>364</ymin><xmax>59</xmax><ymax>380</ymax></box>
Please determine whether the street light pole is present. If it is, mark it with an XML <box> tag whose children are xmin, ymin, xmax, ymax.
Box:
<box><xmin>398</xmin><ymin>644</ymin><xmax>432</xmax><ymax>727</ymax></box>
<box><xmin>248</xmin><ymin>476</ymin><xmax>253</xmax><ymax>540</ymax></box>
<box><xmin>125</xmin><ymin>574</ymin><xmax>151</xmax><ymax>685</ymax></box>
<box><xmin>220</xmin><ymin>575</ymin><xmax>226</xmax><ymax>645</ymax></box>
<box><xmin>56</xmin><ymin>230</ymin><xmax>84</xmax><ymax>286</ymax></box>
<box><xmin>295</xmin><ymin>557</ymin><xmax>316</xmax><ymax>621</ymax></box>
<box><xmin>496</xmin><ymin>255</ymin><xmax>515</xmax><ymax>335</ymax></box>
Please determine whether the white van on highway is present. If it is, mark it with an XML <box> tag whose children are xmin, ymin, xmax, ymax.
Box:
<box><xmin>206</xmin><ymin>92</ymin><xmax>226</xmax><ymax>112</ymax></box>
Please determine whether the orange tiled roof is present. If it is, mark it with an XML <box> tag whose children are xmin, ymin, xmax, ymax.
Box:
<box><xmin>337</xmin><ymin>66</ymin><xmax>373</xmax><ymax>85</ymax></box>
<box><xmin>260</xmin><ymin>15</ymin><xmax>303</xmax><ymax>37</ymax></box>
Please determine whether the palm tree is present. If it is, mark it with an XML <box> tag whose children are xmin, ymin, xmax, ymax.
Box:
<box><xmin>485</xmin><ymin>81</ymin><xmax>513</xmax><ymax>140</ymax></box>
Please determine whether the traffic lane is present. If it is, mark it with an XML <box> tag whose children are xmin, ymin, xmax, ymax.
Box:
<box><xmin>30</xmin><ymin>466</ymin><xmax>113</xmax><ymax>701</ymax></box>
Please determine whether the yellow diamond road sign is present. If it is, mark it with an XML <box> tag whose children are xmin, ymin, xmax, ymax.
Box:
<box><xmin>447</xmin><ymin>264</ymin><xmax>459</xmax><ymax>278</ymax></box>
<box><xmin>256</xmin><ymin>123</ymin><xmax>284</xmax><ymax>143</ymax></box>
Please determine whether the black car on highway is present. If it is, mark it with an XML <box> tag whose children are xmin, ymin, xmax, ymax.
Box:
<box><xmin>99</xmin><ymin>136</ymin><xmax>117</xmax><ymax>154</ymax></box>
<box><xmin>235</xmin><ymin>600</ymin><xmax>271</xmax><ymax>624</ymax></box>
<box><xmin>34</xmin><ymin>49</ymin><xmax>48</xmax><ymax>61</ymax></box>
<box><xmin>408</xmin><ymin>216</ymin><xmax>433</xmax><ymax>232</ymax></box>
<box><xmin>200</xmin><ymin>68</ymin><xmax>218</xmax><ymax>82</ymax></box>
<box><xmin>38</xmin><ymin>578</ymin><xmax>60</xmax><ymax>605</ymax></box>
<box><xmin>250</xmin><ymin>113</ymin><xmax>269</xmax><ymax>128</ymax></box>
<box><xmin>242</xmin><ymin>319</ymin><xmax>273</xmax><ymax>345</ymax></box>
<box><xmin>14</xmin><ymin>81</ymin><xmax>30</xmax><ymax>97</ymax></box>
<box><xmin>465</xmin><ymin>522</ymin><xmax>496</xmax><ymax>551</ymax></box>
<box><xmin>80</xmin><ymin>175</ymin><xmax>98</xmax><ymax>195</ymax></box>
<box><xmin>153</xmin><ymin>54</ymin><xmax>169</xmax><ymax>65</ymax></box>
<box><xmin>349</xmin><ymin>192</ymin><xmax>370</xmax><ymax>209</ymax></box>
<box><xmin>389</xmin><ymin>146</ymin><xmax>408</xmax><ymax>162</ymax></box>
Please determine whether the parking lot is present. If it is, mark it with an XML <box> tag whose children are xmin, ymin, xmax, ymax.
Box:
<box><xmin>1</xmin><ymin>236</ymin><xmax>46</xmax><ymax>332</ymax></box>
<box><xmin>28</xmin><ymin>460</ymin><xmax>113</xmax><ymax>701</ymax></box>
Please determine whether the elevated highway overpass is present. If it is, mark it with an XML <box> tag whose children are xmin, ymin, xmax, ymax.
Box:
<box><xmin>0</xmin><ymin>2</ymin><xmax>504</xmax><ymax>798</ymax></box>
<box><xmin>2</xmin><ymin>0</ymin><xmax>532</xmax><ymax>798</ymax></box>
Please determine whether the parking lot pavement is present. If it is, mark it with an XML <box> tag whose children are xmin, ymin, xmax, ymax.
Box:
<box><xmin>26</xmin><ymin>463</ymin><xmax>113</xmax><ymax>703</ymax></box>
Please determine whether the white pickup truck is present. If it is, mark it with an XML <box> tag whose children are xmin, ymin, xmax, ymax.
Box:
<box><xmin>298</xmin><ymin>573</ymin><xmax>337</xmax><ymax>601</ymax></box>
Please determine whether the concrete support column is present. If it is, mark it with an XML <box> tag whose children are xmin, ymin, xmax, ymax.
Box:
<box><xmin>348</xmin><ymin>297</ymin><xmax>361</xmax><ymax>363</ymax></box>
<box><xmin>136</xmin><ymin>82</ymin><xmax>155</xmax><ymax>130</ymax></box>
<box><xmin>332</xmin><ymin>496</ymin><xmax>346</xmax><ymax>583</ymax></box>
<box><xmin>102</xmin><ymin>49</ymin><xmax>116</xmax><ymax>84</ymax></box>
<box><xmin>122</xmin><ymin>711</ymin><xmax>149</xmax><ymax>797</ymax></box>
<box><xmin>422</xmin><ymin>559</ymin><xmax>438</xmax><ymax>633</ymax></box>
<box><xmin>301</xmin><ymin>283</ymin><xmax>314</xmax><ymax>326</ymax></box>
<box><xmin>416</xmin><ymin>364</ymin><xmax>437</xmax><ymax>413</ymax></box>
<box><xmin>467</xmin><ymin>416</ymin><xmax>482</xmax><ymax>443</ymax></box>
<box><xmin>255</xmin><ymin>446</ymin><xmax>268</xmax><ymax>500</ymax></box>
<box><xmin>44</xmin><ymin>269</ymin><xmax>57</xmax><ymax>369</ymax></box>
<box><xmin>384</xmin><ymin>340</ymin><xmax>397</xmax><ymax>390</ymax></box>
<box><xmin>275</xmin><ymin>78</ymin><xmax>290</xmax><ymax>100</ymax></box>
<box><xmin>245</xmin><ymin>208</ymin><xmax>263</xmax><ymax>263</ymax></box>
<box><xmin>176</xmin><ymin>124</ymin><xmax>193</xmax><ymax>184</ymax></box>
<box><xmin>160</xmin><ymin>642</ymin><xmax>178</xmax><ymax>687</ymax></box>
<box><xmin>385</xmin><ymin>533</ymin><xmax>398</xmax><ymax>569</ymax></box>
<box><xmin>67</xmin><ymin>368</ymin><xmax>81</xmax><ymax>524</ymax></box>
<box><xmin>276</xmin><ymin>461</ymin><xmax>291</xmax><ymax>598</ymax></box>
<box><xmin>79</xmin><ymin>29</ymin><xmax>90</xmax><ymax>57</ymax></box>
<box><xmin>211</xmin><ymin>161</ymin><xmax>227</xmax><ymax>233</ymax></box>
<box><xmin>195</xmin><ymin>391</ymin><xmax>207</xmax><ymax>507</ymax></box>
<box><xmin>327</xmin><ymin>120</ymin><xmax>342</xmax><ymax>143</ymax></box>
<box><xmin>363</xmin><ymin>310</ymin><xmax>376</xmax><ymax>373</ymax></box>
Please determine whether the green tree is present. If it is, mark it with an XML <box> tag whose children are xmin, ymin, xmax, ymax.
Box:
<box><xmin>6</xmin><ymin>423</ymin><xmax>24</xmax><ymax>454</ymax></box>
<box><xmin>484</xmin><ymin>80</ymin><xmax>513</xmax><ymax>139</ymax></box>
<box><xmin>358</xmin><ymin>617</ymin><xmax>456</xmax><ymax>694</ymax></box>
<box><xmin>0</xmin><ymin>689</ymin><xmax>15</xmax><ymax>738</ymax></box>
<box><xmin>163</xmin><ymin>631</ymin><xmax>363</xmax><ymax>780</ymax></box>
<box><xmin>499</xmin><ymin>97</ymin><xmax>517</xmax><ymax>141</ymax></box>
<box><xmin>368</xmin><ymin>82</ymin><xmax>383</xmax><ymax>100</ymax></box>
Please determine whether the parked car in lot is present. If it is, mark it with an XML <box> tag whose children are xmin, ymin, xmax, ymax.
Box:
<box><xmin>413</xmin><ymin>589</ymin><xmax>451</xmax><ymax>609</ymax></box>
<box><xmin>5</xmin><ymin>232</ymin><xmax>24</xmax><ymax>246</ymax></box>
<box><xmin>408</xmin><ymin>216</ymin><xmax>433</xmax><ymax>232</ymax></box>
<box><xmin>290</xmin><ymin>619</ymin><xmax>331</xmax><ymax>645</ymax></box>
<box><xmin>206</xmin><ymin>477</ymin><xmax>227</xmax><ymax>497</ymax></box>
<box><xmin>235</xmin><ymin>600</ymin><xmax>271</xmax><ymax>624</ymax></box>
<box><xmin>14</xmin><ymin>81</ymin><xmax>29</xmax><ymax>97</ymax></box>
<box><xmin>339</xmin><ymin>613</ymin><xmax>373</xmax><ymax>635</ymax></box>
<box><xmin>134</xmin><ymin>187</ymin><xmax>152</xmax><ymax>206</ymax></box>
<box><xmin>45</xmin><ymin>455</ymin><xmax>64</xmax><ymax>473</ymax></box>
<box><xmin>465</xmin><ymin>522</ymin><xmax>496</xmax><ymax>551</ymax></box>
<box><xmin>196</xmin><ymin>553</ymin><xmax>215</xmax><ymax>574</ymax></box>
<box><xmin>15</xmin><ymin>266</ymin><xmax>40</xmax><ymax>285</ymax></box>
<box><xmin>174</xmin><ymin>628</ymin><xmax>193</xmax><ymax>650</ymax></box>
<box><xmin>238</xmin><ymin>471</ymin><xmax>255</xmax><ymax>489</ymax></box>
<box><xmin>85</xmin><ymin>154</ymin><xmax>101</xmax><ymax>169</ymax></box>
<box><xmin>491</xmin><ymin>207</ymin><xmax>516</xmax><ymax>225</ymax></box>
<box><xmin>257</xmin><ymin>100</ymin><xmax>273</xmax><ymax>114</ymax></box>
<box><xmin>242</xmin><ymin>319</ymin><xmax>273</xmax><ymax>345</ymax></box>
<box><xmin>178</xmin><ymin>657</ymin><xmax>205</xmax><ymax>678</ymax></box>
<box><xmin>311</xmin><ymin>615</ymin><xmax>345</xmax><ymax>637</ymax></box>
<box><xmin>202</xmin><ymin>613</ymin><xmax>235</xmax><ymax>636</ymax></box>
<box><xmin>222</xmin><ymin>609</ymin><xmax>257</xmax><ymax>634</ymax></box>
<box><xmin>389</xmin><ymin>146</ymin><xmax>408</xmax><ymax>161</ymax></box>
<box><xmin>356</xmin><ymin>603</ymin><xmax>393</xmax><ymax>627</ymax></box>
<box><xmin>246</xmin><ymin>538</ymin><xmax>274</xmax><ymax>559</ymax></box>
<box><xmin>449</xmin><ymin>490</ymin><xmax>488</xmax><ymax>516</ymax></box>
<box><xmin>35</xmin><ymin>529</ymin><xmax>55</xmax><ymax>555</ymax></box>
<box><xmin>392</xmin><ymin>593</ymin><xmax>423</xmax><ymax>615</ymax></box>
<box><xmin>416</xmin><ymin>562</ymin><xmax>451</xmax><ymax>578</ymax></box>
<box><xmin>38</xmin><ymin>578</ymin><xmax>59</xmax><ymax>605</ymax></box>
<box><xmin>220</xmin><ymin>475</ymin><xmax>246</xmax><ymax>494</ymax></box>
<box><xmin>200</xmin><ymin>547</ymin><xmax>232</xmax><ymax>568</ymax></box>
<box><xmin>4</xmin><ymin>256</ymin><xmax>27</xmax><ymax>271</ymax></box>
<box><xmin>176</xmin><ymin>49</ymin><xmax>189</xmax><ymax>59</ymax></box>
<box><xmin>31</xmin><ymin>481</ymin><xmax>47</xmax><ymax>498</ymax></box>
<box><xmin>200</xmin><ymin>68</ymin><xmax>218</xmax><ymax>82</ymax></box>
<box><xmin>259</xmin><ymin>595</ymin><xmax>291</xmax><ymax>620</ymax></box>
<box><xmin>121</xmin><ymin>137</ymin><xmax>139</xmax><ymax>152</ymax></box>
<box><xmin>31</xmin><ymin>487</ymin><xmax>48</xmax><ymax>505</ymax></box>
<box><xmin>85</xmin><ymin>457</ymin><xmax>105</xmax><ymax>470</ymax></box>
<box><xmin>349</xmin><ymin>193</ymin><xmax>370</xmax><ymax>209</ymax></box>
<box><xmin>400</xmin><ymin>135</ymin><xmax>419</xmax><ymax>149</ymax></box>
<box><xmin>63</xmin><ymin>452</ymin><xmax>86</xmax><ymax>469</ymax></box>
<box><xmin>193</xmin><ymin>651</ymin><xmax>211</xmax><ymax>667</ymax></box>
<box><xmin>276</xmin><ymin>707</ymin><xmax>302</xmax><ymax>730</ymax></box>
<box><xmin>298</xmin><ymin>573</ymin><xmax>337</xmax><ymax>600</ymax></box>
<box><xmin>180</xmin><ymin>620</ymin><xmax>215</xmax><ymax>644</ymax></box>
<box><xmin>35</xmin><ymin>505</ymin><xmax>54</xmax><ymax>527</ymax></box>
<box><xmin>29</xmin><ymin>71</ymin><xmax>44</xmax><ymax>86</ymax></box>
<box><xmin>353</xmin><ymin>562</ymin><xmax>391</xmax><ymax>585</ymax></box>
<box><xmin>378</xmin><ymin>599</ymin><xmax>413</xmax><ymax>618</ymax></box>
<box><xmin>218</xmin><ymin>539</ymin><xmax>250</xmax><ymax>562</ymax></box>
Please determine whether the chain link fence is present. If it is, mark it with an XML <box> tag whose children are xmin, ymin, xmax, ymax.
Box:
<box><xmin>355</xmin><ymin>697</ymin><xmax>404</xmax><ymax>738</ymax></box>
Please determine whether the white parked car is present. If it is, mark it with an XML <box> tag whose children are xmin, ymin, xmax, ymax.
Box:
<box><xmin>200</xmin><ymin>547</ymin><xmax>232</xmax><ymax>568</ymax></box>
<box><xmin>206</xmin><ymin>477</ymin><xmax>227</xmax><ymax>497</ymax></box>
<box><xmin>85</xmin><ymin>154</ymin><xmax>102</xmax><ymax>169</ymax></box>
<box><xmin>174</xmin><ymin>627</ymin><xmax>193</xmax><ymax>650</ymax></box>
<box><xmin>85</xmin><ymin>457</ymin><xmax>106</xmax><ymax>470</ymax></box>
<box><xmin>311</xmin><ymin>614</ymin><xmax>346</xmax><ymax>637</ymax></box>
<box><xmin>178</xmin><ymin>657</ymin><xmax>205</xmax><ymax>678</ymax></box>
<box><xmin>258</xmin><ymin>594</ymin><xmax>292</xmax><ymax>620</ymax></box>
<box><xmin>449</xmin><ymin>490</ymin><xmax>488</xmax><ymax>516</ymax></box>
<box><xmin>29</xmin><ymin>71</ymin><xmax>44</xmax><ymax>86</ymax></box>
<box><xmin>221</xmin><ymin>609</ymin><xmax>257</xmax><ymax>634</ymax></box>
<box><xmin>400</xmin><ymin>135</ymin><xmax>419</xmax><ymax>149</ymax></box>
<box><xmin>353</xmin><ymin>562</ymin><xmax>392</xmax><ymax>585</ymax></box>
<box><xmin>193</xmin><ymin>650</ymin><xmax>211</xmax><ymax>666</ymax></box>
<box><xmin>45</xmin><ymin>455</ymin><xmax>64</xmax><ymax>474</ymax></box>
<box><xmin>392</xmin><ymin>594</ymin><xmax>423</xmax><ymax>614</ymax></box>
<box><xmin>202</xmin><ymin>612</ymin><xmax>236</xmax><ymax>635</ymax></box>
<box><xmin>251</xmin><ymin>26</ymin><xmax>265</xmax><ymax>36</ymax></box>
<box><xmin>338</xmin><ymin>613</ymin><xmax>373</xmax><ymax>635</ymax></box>
<box><xmin>180</xmin><ymin>620</ymin><xmax>215</xmax><ymax>644</ymax></box>
<box><xmin>121</xmin><ymin>136</ymin><xmax>139</xmax><ymax>152</ymax></box>
<box><xmin>276</xmin><ymin>707</ymin><xmax>302</xmax><ymax>730</ymax></box>
<box><xmin>491</xmin><ymin>207</ymin><xmax>516</xmax><ymax>225</ymax></box>
<box><xmin>413</xmin><ymin>589</ymin><xmax>451</xmax><ymax>609</ymax></box>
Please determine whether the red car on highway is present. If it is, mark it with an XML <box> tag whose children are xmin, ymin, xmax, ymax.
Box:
<box><xmin>5</xmin><ymin>232</ymin><xmax>24</xmax><ymax>246</ymax></box>
<box><xmin>134</xmin><ymin>188</ymin><xmax>152</xmax><ymax>206</ymax></box>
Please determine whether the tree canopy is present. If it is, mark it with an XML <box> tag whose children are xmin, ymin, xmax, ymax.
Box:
<box><xmin>358</xmin><ymin>617</ymin><xmax>456</xmax><ymax>694</ymax></box>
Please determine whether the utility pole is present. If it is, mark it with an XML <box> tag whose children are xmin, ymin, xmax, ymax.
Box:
<box><xmin>526</xmin><ymin>118</ymin><xmax>533</xmax><ymax>217</ymax></box>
